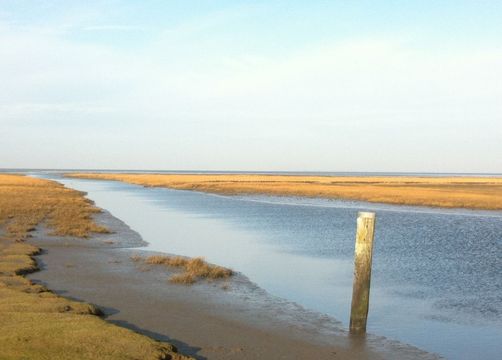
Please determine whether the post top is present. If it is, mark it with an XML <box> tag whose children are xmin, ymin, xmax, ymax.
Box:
<box><xmin>358</xmin><ymin>211</ymin><xmax>375</xmax><ymax>219</ymax></box>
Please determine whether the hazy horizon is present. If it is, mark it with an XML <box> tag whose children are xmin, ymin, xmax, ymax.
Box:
<box><xmin>1</xmin><ymin>1</ymin><xmax>501</xmax><ymax>173</ymax></box>
<box><xmin>3</xmin><ymin>167</ymin><xmax>502</xmax><ymax>176</ymax></box>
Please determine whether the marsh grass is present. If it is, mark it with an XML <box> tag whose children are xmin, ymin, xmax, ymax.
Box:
<box><xmin>142</xmin><ymin>255</ymin><xmax>233</xmax><ymax>284</ymax></box>
<box><xmin>68</xmin><ymin>173</ymin><xmax>502</xmax><ymax>210</ymax></box>
<box><xmin>170</xmin><ymin>273</ymin><xmax>197</xmax><ymax>285</ymax></box>
<box><xmin>0</xmin><ymin>174</ymin><xmax>109</xmax><ymax>240</ymax></box>
<box><xmin>0</xmin><ymin>174</ymin><xmax>191</xmax><ymax>360</ymax></box>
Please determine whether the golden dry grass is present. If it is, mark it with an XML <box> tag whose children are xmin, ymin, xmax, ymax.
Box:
<box><xmin>0</xmin><ymin>174</ymin><xmax>108</xmax><ymax>239</ymax></box>
<box><xmin>68</xmin><ymin>173</ymin><xmax>502</xmax><ymax>210</ymax></box>
<box><xmin>142</xmin><ymin>255</ymin><xmax>233</xmax><ymax>284</ymax></box>
<box><xmin>0</xmin><ymin>174</ymin><xmax>192</xmax><ymax>360</ymax></box>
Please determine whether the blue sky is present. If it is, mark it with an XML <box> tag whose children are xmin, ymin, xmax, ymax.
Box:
<box><xmin>1</xmin><ymin>1</ymin><xmax>501</xmax><ymax>172</ymax></box>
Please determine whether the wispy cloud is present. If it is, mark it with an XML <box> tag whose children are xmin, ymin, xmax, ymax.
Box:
<box><xmin>82</xmin><ymin>24</ymin><xmax>144</xmax><ymax>32</ymax></box>
<box><xmin>0</xmin><ymin>1</ymin><xmax>501</xmax><ymax>171</ymax></box>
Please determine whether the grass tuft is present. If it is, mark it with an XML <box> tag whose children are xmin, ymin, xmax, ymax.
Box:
<box><xmin>169</xmin><ymin>273</ymin><xmax>196</xmax><ymax>285</ymax></box>
<box><xmin>142</xmin><ymin>255</ymin><xmax>233</xmax><ymax>285</ymax></box>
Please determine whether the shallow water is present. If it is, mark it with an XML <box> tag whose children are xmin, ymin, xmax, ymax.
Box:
<box><xmin>40</xmin><ymin>174</ymin><xmax>501</xmax><ymax>360</ymax></box>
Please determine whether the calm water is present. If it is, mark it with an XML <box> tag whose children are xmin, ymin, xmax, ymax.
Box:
<box><xmin>41</xmin><ymin>174</ymin><xmax>502</xmax><ymax>360</ymax></box>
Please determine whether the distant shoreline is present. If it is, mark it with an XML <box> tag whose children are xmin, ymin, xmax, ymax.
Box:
<box><xmin>66</xmin><ymin>173</ymin><xmax>502</xmax><ymax>211</ymax></box>
<box><xmin>2</xmin><ymin>168</ymin><xmax>502</xmax><ymax>177</ymax></box>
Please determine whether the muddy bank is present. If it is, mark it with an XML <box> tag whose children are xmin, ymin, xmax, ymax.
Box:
<box><xmin>28</xmin><ymin>210</ymin><xmax>438</xmax><ymax>360</ymax></box>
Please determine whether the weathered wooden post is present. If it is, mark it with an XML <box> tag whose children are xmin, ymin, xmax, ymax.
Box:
<box><xmin>350</xmin><ymin>211</ymin><xmax>376</xmax><ymax>334</ymax></box>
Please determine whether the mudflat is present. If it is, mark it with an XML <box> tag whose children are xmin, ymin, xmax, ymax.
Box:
<box><xmin>1</xmin><ymin>173</ymin><xmax>436</xmax><ymax>359</ymax></box>
<box><xmin>28</xmin><ymin>209</ymin><xmax>437</xmax><ymax>360</ymax></box>
<box><xmin>67</xmin><ymin>173</ymin><xmax>502</xmax><ymax>210</ymax></box>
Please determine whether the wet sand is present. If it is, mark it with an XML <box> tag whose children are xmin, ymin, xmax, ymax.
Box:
<box><xmin>28</xmin><ymin>210</ymin><xmax>438</xmax><ymax>360</ymax></box>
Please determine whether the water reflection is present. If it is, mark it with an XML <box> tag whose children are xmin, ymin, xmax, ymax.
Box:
<box><xmin>44</xmin><ymin>175</ymin><xmax>501</xmax><ymax>360</ymax></box>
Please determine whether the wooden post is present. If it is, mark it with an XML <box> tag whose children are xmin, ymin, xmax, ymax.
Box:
<box><xmin>350</xmin><ymin>211</ymin><xmax>376</xmax><ymax>334</ymax></box>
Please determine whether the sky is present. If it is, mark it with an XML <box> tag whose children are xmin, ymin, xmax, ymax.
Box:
<box><xmin>1</xmin><ymin>1</ymin><xmax>501</xmax><ymax>172</ymax></box>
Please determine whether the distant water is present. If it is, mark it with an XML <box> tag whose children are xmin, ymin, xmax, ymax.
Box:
<box><xmin>35</xmin><ymin>173</ymin><xmax>502</xmax><ymax>360</ymax></box>
<box><xmin>5</xmin><ymin>167</ymin><xmax>502</xmax><ymax>177</ymax></box>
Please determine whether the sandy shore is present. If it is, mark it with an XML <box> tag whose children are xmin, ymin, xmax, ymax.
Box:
<box><xmin>27</xmin><ymin>209</ymin><xmax>437</xmax><ymax>360</ymax></box>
